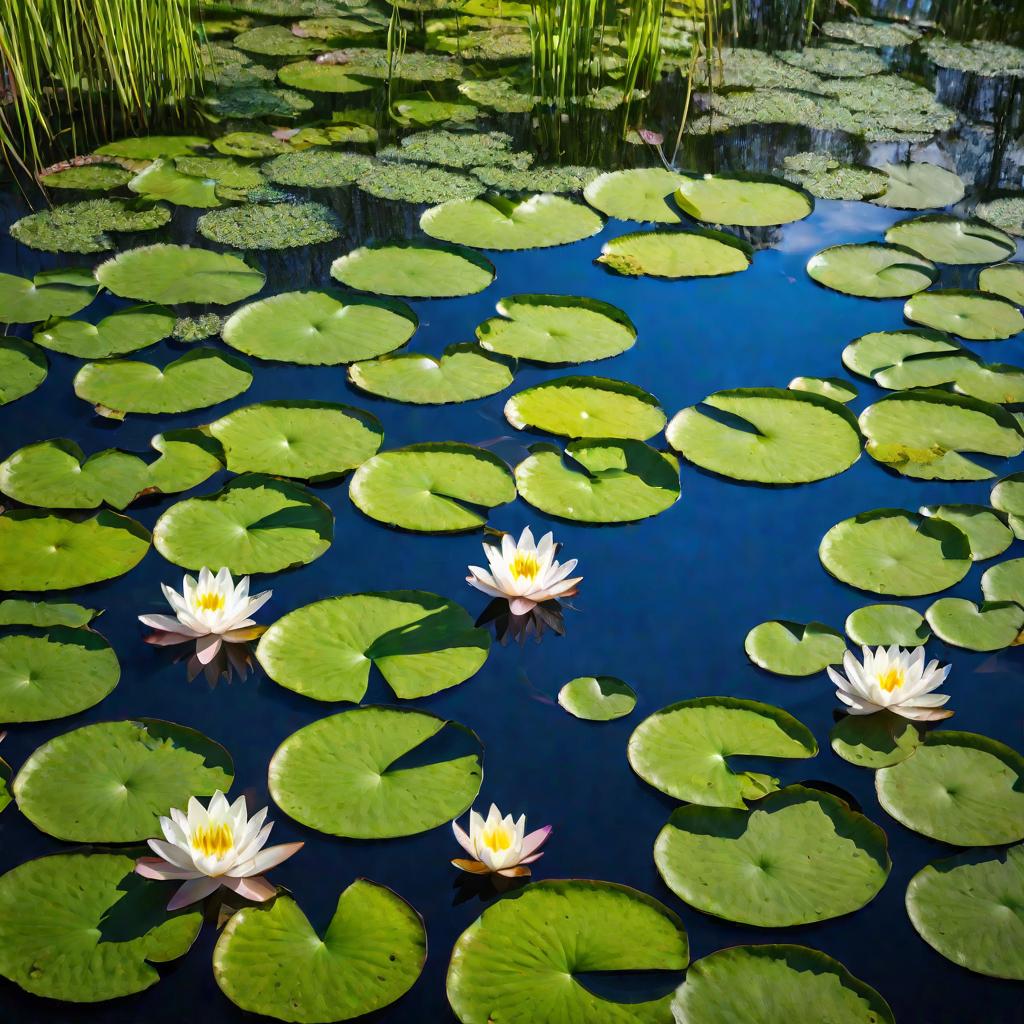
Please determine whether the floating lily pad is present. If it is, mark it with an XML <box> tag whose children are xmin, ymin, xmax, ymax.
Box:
<box><xmin>904</xmin><ymin>289</ymin><xmax>1024</xmax><ymax>340</ymax></box>
<box><xmin>505</xmin><ymin>376</ymin><xmax>665</xmax><ymax>440</ymax></box>
<box><xmin>819</xmin><ymin>508</ymin><xmax>972</xmax><ymax>596</ymax></box>
<box><xmin>74</xmin><ymin>348</ymin><xmax>253</xmax><ymax>417</ymax></box>
<box><xmin>14</xmin><ymin>718</ymin><xmax>233</xmax><ymax>841</ymax></box>
<box><xmin>447</xmin><ymin>880</ymin><xmax>688</xmax><ymax>1024</ymax></box>
<box><xmin>214</xmin><ymin>131</ymin><xmax>292</xmax><ymax>158</ymax></box>
<box><xmin>628</xmin><ymin>696</ymin><xmax>817</xmax><ymax>809</ymax></box>
<box><xmin>516</xmin><ymin>439</ymin><xmax>679</xmax><ymax>523</ymax></box>
<box><xmin>197</xmin><ymin>201</ymin><xmax>342</xmax><ymax>249</ymax></box>
<box><xmin>205</xmin><ymin>84</ymin><xmax>313</xmax><ymax>118</ymax></box>
<box><xmin>222</xmin><ymin>290</ymin><xmax>416</xmax><ymax>365</ymax></box>
<box><xmin>870</xmin><ymin>162</ymin><xmax>966</xmax><ymax>210</ymax></box>
<box><xmin>0</xmin><ymin>851</ymin><xmax>202</xmax><ymax>1002</ymax></box>
<box><xmin>476</xmin><ymin>294</ymin><xmax>636</xmax><ymax>364</ymax></box>
<box><xmin>0</xmin><ymin>339</ymin><xmax>47</xmax><ymax>405</ymax></box>
<box><xmin>831</xmin><ymin>710</ymin><xmax>923</xmax><ymax>769</ymax></box>
<box><xmin>744</xmin><ymin>620</ymin><xmax>847</xmax><ymax>676</ymax></box>
<box><xmin>214</xmin><ymin>881</ymin><xmax>426</xmax><ymax>1022</ymax></box>
<box><xmin>921</xmin><ymin>38</ymin><xmax>1024</xmax><ymax>77</ymax></box>
<box><xmin>357</xmin><ymin>161</ymin><xmax>485</xmax><ymax>203</ymax></box>
<box><xmin>979</xmin><ymin>262</ymin><xmax>1024</xmax><ymax>305</ymax></box>
<box><xmin>263</xmin><ymin>149</ymin><xmax>374</xmax><ymax>187</ymax></box>
<box><xmin>33</xmin><ymin>304</ymin><xmax>175</xmax><ymax>358</ymax></box>
<box><xmin>128</xmin><ymin>159</ymin><xmax>219</xmax><ymax>208</ymax></box>
<box><xmin>666</xmin><ymin>387</ymin><xmax>861</xmax><ymax>484</ymax></box>
<box><xmin>10</xmin><ymin>198</ymin><xmax>172</xmax><ymax>254</ymax></box>
<box><xmin>0</xmin><ymin>269</ymin><xmax>96</xmax><ymax>324</ymax></box>
<box><xmin>154</xmin><ymin>474</ymin><xmax>333</xmax><ymax>574</ymax></box>
<box><xmin>906</xmin><ymin>846</ymin><xmax>1024</xmax><ymax>981</ymax></box>
<box><xmin>920</xmin><ymin>503</ymin><xmax>1013</xmax><ymax>560</ymax></box>
<box><xmin>782</xmin><ymin>153</ymin><xmax>887</xmax><ymax>201</ymax></box>
<box><xmin>350</xmin><ymin>443</ymin><xmax>515</xmax><ymax>532</ymax></box>
<box><xmin>0</xmin><ymin>599</ymin><xmax>98</xmax><ymax>628</ymax></box>
<box><xmin>331</xmin><ymin>242</ymin><xmax>495</xmax><ymax>297</ymax></box>
<box><xmin>982</xmin><ymin>557</ymin><xmax>1024</xmax><ymax>604</ymax></box>
<box><xmin>806</xmin><ymin>243</ymin><xmax>937</xmax><ymax>298</ymax></box>
<box><xmin>95</xmin><ymin>244</ymin><xmax>265</xmax><ymax>305</ymax></box>
<box><xmin>257</xmin><ymin>590</ymin><xmax>489</xmax><ymax>701</ymax></box>
<box><xmin>40</xmin><ymin>163</ymin><xmax>133</xmax><ymax>191</ymax></box>
<box><xmin>779</xmin><ymin>43</ymin><xmax>886</xmax><ymax>77</ymax></box>
<box><xmin>991</xmin><ymin>473</ymin><xmax>1024</xmax><ymax>538</ymax></box>
<box><xmin>558</xmin><ymin>676</ymin><xmax>637</xmax><ymax>721</ymax></box>
<box><xmin>472</xmin><ymin>164</ymin><xmax>598</xmax><ymax>193</ymax></box>
<box><xmin>349</xmin><ymin>344</ymin><xmax>512</xmax><ymax>404</ymax></box>
<box><xmin>235</xmin><ymin>24</ymin><xmax>323</xmax><ymax>55</ymax></box>
<box><xmin>925</xmin><ymin>598</ymin><xmax>1024</xmax><ymax>651</ymax></box>
<box><xmin>674</xmin><ymin>174</ymin><xmax>812</xmax><ymax>227</ymax></box>
<box><xmin>209</xmin><ymin>401</ymin><xmax>382</xmax><ymax>479</ymax></box>
<box><xmin>96</xmin><ymin>135</ymin><xmax>207</xmax><ymax>159</ymax></box>
<box><xmin>885</xmin><ymin>214</ymin><xmax>1016</xmax><ymax>265</ymax></box>
<box><xmin>279</xmin><ymin>60</ymin><xmax>375</xmax><ymax>92</ymax></box>
<box><xmin>597</xmin><ymin>229</ymin><xmax>751</xmax><ymax>278</ymax></box>
<box><xmin>823</xmin><ymin>18</ymin><xmax>922</xmax><ymax>47</ymax></box>
<box><xmin>583</xmin><ymin>168</ymin><xmax>686</xmax><ymax>223</ymax></box>
<box><xmin>976</xmin><ymin>196</ymin><xmax>1024</xmax><ymax>237</ymax></box>
<box><xmin>0</xmin><ymin>510</ymin><xmax>150</xmax><ymax>590</ymax></box>
<box><xmin>382</xmin><ymin>128</ymin><xmax>521</xmax><ymax>167</ymax></box>
<box><xmin>270</xmin><ymin>706</ymin><xmax>482</xmax><ymax>838</ymax></box>
<box><xmin>876</xmin><ymin>732</ymin><xmax>1024</xmax><ymax>846</ymax></box>
<box><xmin>842</xmin><ymin>327</ymin><xmax>961</xmax><ymax>379</ymax></box>
<box><xmin>844</xmin><ymin>604</ymin><xmax>930</xmax><ymax>646</ymax></box>
<box><xmin>788</xmin><ymin>376</ymin><xmax>858</xmax><ymax>402</ymax></box>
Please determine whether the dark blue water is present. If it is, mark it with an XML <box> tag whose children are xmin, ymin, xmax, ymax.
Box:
<box><xmin>1</xmin><ymin>189</ymin><xmax>1022</xmax><ymax>1023</ymax></box>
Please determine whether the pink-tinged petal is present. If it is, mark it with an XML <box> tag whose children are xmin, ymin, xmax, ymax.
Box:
<box><xmin>452</xmin><ymin>821</ymin><xmax>476</xmax><ymax>857</ymax></box>
<box><xmin>166</xmin><ymin>875</ymin><xmax>223</xmax><ymax>911</ymax></box>
<box><xmin>148</xmin><ymin>838</ymin><xmax>197</xmax><ymax>870</ymax></box>
<box><xmin>223</xmin><ymin>874</ymin><xmax>277</xmax><ymax>902</ymax></box>
<box><xmin>508</xmin><ymin>596</ymin><xmax>537</xmax><ymax>616</ymax></box>
<box><xmin>195</xmin><ymin>634</ymin><xmax>222</xmax><ymax>665</ymax></box>
<box><xmin>235</xmin><ymin>841</ymin><xmax>303</xmax><ymax>877</ymax></box>
<box><xmin>893</xmin><ymin>705</ymin><xmax>955</xmax><ymax>722</ymax></box>
<box><xmin>135</xmin><ymin>858</ymin><xmax>201</xmax><ymax>881</ymax></box>
<box><xmin>520</xmin><ymin>825</ymin><xmax>551</xmax><ymax>858</ymax></box>
<box><xmin>518</xmin><ymin>851</ymin><xmax>545</xmax><ymax>865</ymax></box>
<box><xmin>139</xmin><ymin>614</ymin><xmax>200</xmax><ymax>636</ymax></box>
<box><xmin>144</xmin><ymin>631</ymin><xmax>196</xmax><ymax>647</ymax></box>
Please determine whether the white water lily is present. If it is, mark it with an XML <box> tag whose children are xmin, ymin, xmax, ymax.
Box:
<box><xmin>828</xmin><ymin>645</ymin><xmax>953</xmax><ymax>721</ymax></box>
<box><xmin>135</xmin><ymin>791</ymin><xmax>302</xmax><ymax>910</ymax></box>
<box><xmin>452</xmin><ymin>803</ymin><xmax>551</xmax><ymax>878</ymax></box>
<box><xmin>466</xmin><ymin>527</ymin><xmax>581</xmax><ymax>615</ymax></box>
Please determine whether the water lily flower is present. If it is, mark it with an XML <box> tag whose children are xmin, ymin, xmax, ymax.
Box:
<box><xmin>828</xmin><ymin>645</ymin><xmax>953</xmax><ymax>721</ymax></box>
<box><xmin>452</xmin><ymin>803</ymin><xmax>551</xmax><ymax>878</ymax></box>
<box><xmin>467</xmin><ymin>527</ymin><xmax>581</xmax><ymax>616</ymax></box>
<box><xmin>135</xmin><ymin>791</ymin><xmax>302</xmax><ymax>910</ymax></box>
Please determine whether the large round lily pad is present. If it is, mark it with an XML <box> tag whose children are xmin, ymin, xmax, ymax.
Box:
<box><xmin>674</xmin><ymin>174</ymin><xmax>812</xmax><ymax>226</ymax></box>
<box><xmin>982</xmin><ymin>557</ymin><xmax>1024</xmax><ymax>604</ymax></box>
<box><xmin>904</xmin><ymin>289</ymin><xmax>1024</xmax><ymax>340</ymax></box>
<box><xmin>596</xmin><ymin>229</ymin><xmax>751</xmax><ymax>278</ymax></box>
<box><xmin>154</xmin><ymin>475</ymin><xmax>333</xmax><ymax>574</ymax></box>
<box><xmin>516</xmin><ymin>439</ymin><xmax>679</xmax><ymax>523</ymax></box>
<box><xmin>925</xmin><ymin>598</ymin><xmax>1024</xmax><ymax>651</ymax></box>
<box><xmin>870</xmin><ymin>162</ymin><xmax>966</xmax><ymax>210</ymax></box>
<box><xmin>0</xmin><ymin>851</ymin><xmax>202</xmax><ymax>1002</ymax></box>
<box><xmin>885</xmin><ymin>214</ymin><xmax>1016</xmax><ymax>265</ymax></box>
<box><xmin>209</xmin><ymin>401</ymin><xmax>382</xmax><ymax>479</ymax></box>
<box><xmin>583</xmin><ymin>168</ymin><xmax>686</xmax><ymax>223</ymax></box>
<box><xmin>214</xmin><ymin>881</ymin><xmax>426</xmax><ymax>1023</ymax></box>
<box><xmin>0</xmin><ymin>510</ymin><xmax>150</xmax><ymax>591</ymax></box>
<box><xmin>269</xmin><ymin>706</ymin><xmax>482</xmax><ymax>838</ymax></box>
<box><xmin>350</xmin><ymin>443</ymin><xmax>515</xmax><ymax>532</ymax></box>
<box><xmin>876</xmin><ymin>732</ymin><xmax>1024</xmax><ymax>846</ymax></box>
<box><xmin>0</xmin><ymin>269</ymin><xmax>96</xmax><ymax>324</ymax></box>
<box><xmin>819</xmin><ymin>508</ymin><xmax>972</xmax><ymax>596</ymax></box>
<box><xmin>830</xmin><ymin>710</ymin><xmax>923</xmax><ymax>770</ymax></box>
<box><xmin>655</xmin><ymin>785</ymin><xmax>889</xmax><ymax>926</ymax></box>
<box><xmin>844</xmin><ymin>604</ymin><xmax>930</xmax><ymax>646</ymax></box>
<box><xmin>628</xmin><ymin>696</ymin><xmax>817</xmax><ymax>809</ymax></box>
<box><xmin>906</xmin><ymin>846</ymin><xmax>1024</xmax><ymax>980</ymax></box>
<box><xmin>331</xmin><ymin>242</ymin><xmax>495</xmax><ymax>297</ymax></box>
<box><xmin>558</xmin><ymin>676</ymin><xmax>637</xmax><ymax>721</ymax></box>
<box><xmin>14</xmin><ymin>718</ymin><xmax>233</xmax><ymax>841</ymax></box>
<box><xmin>744</xmin><ymin>620</ymin><xmax>846</xmax><ymax>676</ymax></box>
<box><xmin>257</xmin><ymin>591</ymin><xmax>489</xmax><ymax>702</ymax></box>
<box><xmin>447</xmin><ymin>880</ymin><xmax>688</xmax><ymax>1024</ymax></box>
<box><xmin>0</xmin><ymin>339</ymin><xmax>47</xmax><ymax>405</ymax></box>
<box><xmin>806</xmin><ymin>243</ymin><xmax>937</xmax><ymax>298</ymax></box>
<box><xmin>33</xmin><ymin>304</ymin><xmax>175</xmax><ymax>358</ymax></box>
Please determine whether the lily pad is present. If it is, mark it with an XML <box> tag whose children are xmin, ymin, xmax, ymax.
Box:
<box><xmin>447</xmin><ymin>880</ymin><xmax>688</xmax><ymax>1024</ymax></box>
<box><xmin>982</xmin><ymin>557</ymin><xmax>1024</xmax><ymax>604</ymax></box>
<box><xmin>278</xmin><ymin>60</ymin><xmax>375</xmax><ymax>93</ymax></box>
<box><xmin>10</xmin><ymin>198</ymin><xmax>172</xmax><ymax>254</ymax></box>
<box><xmin>129</xmin><ymin>159</ymin><xmax>219</xmax><ymax>208</ymax></box>
<box><xmin>806</xmin><ymin>243</ymin><xmax>937</xmax><ymax>298</ymax></box>
<box><xmin>876</xmin><ymin>732</ymin><xmax>1024</xmax><ymax>846</ymax></box>
<box><xmin>788</xmin><ymin>376</ymin><xmax>858</xmax><ymax>402</ymax></box>
<box><xmin>0</xmin><ymin>269</ymin><xmax>96</xmax><ymax>323</ymax></box>
<box><xmin>197</xmin><ymin>201</ymin><xmax>342</xmax><ymax>250</ymax></box>
<box><xmin>257</xmin><ymin>590</ymin><xmax>489</xmax><ymax>702</ymax></box>
<box><xmin>842</xmin><ymin>327</ymin><xmax>961</xmax><ymax>379</ymax></box>
<box><xmin>40</xmin><ymin>163</ymin><xmax>133</xmax><ymax>191</ymax></box>
<box><xmin>516</xmin><ymin>439</ymin><xmax>679</xmax><ymax>523</ymax></box>
<box><xmin>844</xmin><ymin>604</ymin><xmax>930</xmax><ymax>646</ymax></box>
<box><xmin>213</xmin><ymin>881</ymin><xmax>426</xmax><ymax>1022</ymax></box>
<box><xmin>558</xmin><ymin>676</ymin><xmax>637</xmax><ymax>721</ymax></box>
<box><xmin>904</xmin><ymin>289</ymin><xmax>1024</xmax><ymax>340</ymax></box>
<box><xmin>920</xmin><ymin>504</ymin><xmax>1013</xmax><ymax>560</ymax></box>
<box><xmin>870</xmin><ymin>162</ymin><xmax>966</xmax><ymax>210</ymax></box>
<box><xmin>0</xmin><ymin>599</ymin><xmax>98</xmax><ymax>628</ymax></box>
<box><xmin>819</xmin><ymin>508</ymin><xmax>972</xmax><ymax>596</ymax></box>
<box><xmin>628</xmin><ymin>696</ymin><xmax>817</xmax><ymax>809</ymax></box>
<box><xmin>269</xmin><ymin>706</ymin><xmax>482</xmax><ymax>838</ymax></box>
<box><xmin>885</xmin><ymin>215</ymin><xmax>1016</xmax><ymax>265</ymax></box>
<box><xmin>871</xmin><ymin>347</ymin><xmax>1024</xmax><ymax>405</ymax></box>
<box><xmin>979</xmin><ymin>262</ymin><xmax>1024</xmax><ymax>305</ymax></box>
<box><xmin>209</xmin><ymin>401</ymin><xmax>382</xmax><ymax>479</ymax></box>
<box><xmin>14</xmin><ymin>718</ymin><xmax>233</xmax><ymax>841</ymax></box>
<box><xmin>263</xmin><ymin>149</ymin><xmax>375</xmax><ymax>187</ymax></box>
<box><xmin>926</xmin><ymin>598</ymin><xmax>1024</xmax><ymax>651</ymax></box>
<box><xmin>357</xmin><ymin>161</ymin><xmax>485</xmax><ymax>204</ymax></box>
<box><xmin>331</xmin><ymin>242</ymin><xmax>495</xmax><ymax>297</ymax></box>
<box><xmin>744</xmin><ymin>620</ymin><xmax>847</xmax><ymax>676</ymax></box>
<box><xmin>830</xmin><ymin>710</ymin><xmax>924</xmax><ymax>769</ymax></box>
<box><xmin>0</xmin><ymin>851</ymin><xmax>202</xmax><ymax>1002</ymax></box>
<box><xmin>154</xmin><ymin>474</ymin><xmax>333</xmax><ymax>574</ymax></box>
<box><xmin>96</xmin><ymin>135</ymin><xmax>207</xmax><ymax>159</ymax></box>
<box><xmin>33</xmin><ymin>304</ymin><xmax>175</xmax><ymax>358</ymax></box>
<box><xmin>235</xmin><ymin>24</ymin><xmax>323</xmax><ymax>55</ymax></box>
<box><xmin>350</xmin><ymin>443</ymin><xmax>515</xmax><ymax>532</ymax></box>
<box><xmin>674</xmin><ymin>174</ymin><xmax>812</xmax><ymax>227</ymax></box>
<box><xmin>976</xmin><ymin>196</ymin><xmax>1024</xmax><ymax>237</ymax></box>
<box><xmin>991</xmin><ymin>473</ymin><xmax>1024</xmax><ymax>537</ymax></box>
<box><xmin>596</xmin><ymin>229</ymin><xmax>751</xmax><ymax>278</ymax></box>
<box><xmin>0</xmin><ymin>339</ymin><xmax>47</xmax><ymax>405</ymax></box>
<box><xmin>583</xmin><ymin>168</ymin><xmax>686</xmax><ymax>223</ymax></box>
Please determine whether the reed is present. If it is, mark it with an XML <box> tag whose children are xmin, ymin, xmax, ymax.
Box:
<box><xmin>529</xmin><ymin>0</ymin><xmax>608</xmax><ymax>106</ymax></box>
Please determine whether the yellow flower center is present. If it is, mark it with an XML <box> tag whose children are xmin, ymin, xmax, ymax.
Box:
<box><xmin>509</xmin><ymin>552</ymin><xmax>540</xmax><ymax>581</ymax></box>
<box><xmin>481</xmin><ymin>825</ymin><xmax>513</xmax><ymax>852</ymax></box>
<box><xmin>195</xmin><ymin>591</ymin><xmax>225</xmax><ymax>613</ymax></box>
<box><xmin>878</xmin><ymin>666</ymin><xmax>905</xmax><ymax>693</ymax></box>
<box><xmin>192</xmin><ymin>822</ymin><xmax>233</xmax><ymax>858</ymax></box>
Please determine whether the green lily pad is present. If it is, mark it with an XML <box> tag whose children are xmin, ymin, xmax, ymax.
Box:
<box><xmin>0</xmin><ymin>338</ymin><xmax>47</xmax><ymax>405</ymax></box>
<box><xmin>40</xmin><ymin>163</ymin><xmax>133</xmax><ymax>191</ymax></box>
<box><xmin>214</xmin><ymin>131</ymin><xmax>292</xmax><ymax>158</ymax></box>
<box><xmin>885</xmin><ymin>215</ymin><xmax>1016</xmax><ymax>265</ymax></box>
<box><xmin>263</xmin><ymin>149</ymin><xmax>375</xmax><ymax>187</ymax></box>
<box><xmin>14</xmin><ymin>718</ymin><xmax>233</xmax><ymax>841</ymax></box>
<box><xmin>982</xmin><ymin>557</ymin><xmax>1024</xmax><ymax>604</ymax></box>
<box><xmin>154</xmin><ymin>474</ymin><xmax>333</xmax><ymax>574</ymax></box>
<box><xmin>977</xmin><ymin>196</ymin><xmax>1024</xmax><ymax>237</ymax></box>
<box><xmin>0</xmin><ymin>269</ymin><xmax>96</xmax><ymax>323</ymax></box>
<box><xmin>96</xmin><ymin>135</ymin><xmax>207</xmax><ymax>159</ymax></box>
<box><xmin>830</xmin><ymin>710</ymin><xmax>924</xmax><ymax>769</ymax></box>
<box><xmin>666</xmin><ymin>387</ymin><xmax>861</xmax><ymax>484</ymax></box>
<box><xmin>744</xmin><ymin>620</ymin><xmax>847</xmax><ymax>676</ymax></box>
<box><xmin>0</xmin><ymin>510</ymin><xmax>150</xmax><ymax>590</ymax></box>
<box><xmin>0</xmin><ymin>599</ymin><xmax>98</xmax><ymax>628</ymax></box>
<box><xmin>269</xmin><ymin>706</ymin><xmax>482</xmax><ymax>838</ymax></box>
<box><xmin>505</xmin><ymin>376</ymin><xmax>666</xmax><ymax>440</ymax></box>
<box><xmin>0</xmin><ymin>626</ymin><xmax>119</xmax><ymax>723</ymax></box>
<box><xmin>991</xmin><ymin>473</ymin><xmax>1024</xmax><ymax>538</ymax></box>
<box><xmin>558</xmin><ymin>676</ymin><xmax>637</xmax><ymax>721</ymax></box>
<box><xmin>870</xmin><ymin>162</ymin><xmax>966</xmax><ymax>210</ymax></box>
<box><xmin>74</xmin><ymin>348</ymin><xmax>253</xmax><ymax>417</ymax></box>
<box><xmin>788</xmin><ymin>376</ymin><xmax>858</xmax><ymax>402</ymax></box>
<box><xmin>33</xmin><ymin>304</ymin><xmax>175</xmax><ymax>358</ymax></box>
<box><xmin>583</xmin><ymin>168</ymin><xmax>686</xmax><ymax>223</ymax></box>
<box><xmin>874</xmin><ymin>348</ymin><xmax>1024</xmax><ymax>404</ymax></box>
<box><xmin>844</xmin><ymin>604</ymin><xmax>930</xmax><ymax>646</ymax></box>
<box><xmin>926</xmin><ymin>598</ymin><xmax>1024</xmax><ymax>651</ymax></box>
<box><xmin>257</xmin><ymin>590</ymin><xmax>489</xmax><ymax>702</ymax></box>
<box><xmin>0</xmin><ymin>851</ymin><xmax>202</xmax><ymax>1002</ymax></box>
<box><xmin>819</xmin><ymin>508</ymin><xmax>972</xmax><ymax>596</ymax></box>
<box><xmin>349</xmin><ymin>443</ymin><xmax>515</xmax><ymax>532</ymax></box>
<box><xmin>906</xmin><ymin>846</ymin><xmax>1024</xmax><ymax>980</ymax></box>
<box><xmin>516</xmin><ymin>439</ymin><xmax>679</xmax><ymax>523</ymax></box>
<box><xmin>806</xmin><ymin>243</ymin><xmax>937</xmax><ymax>298</ymax></box>
<box><xmin>655</xmin><ymin>785</ymin><xmax>889</xmax><ymax>926</ymax></box>
<box><xmin>672</xmin><ymin>945</ymin><xmax>894</xmax><ymax>1024</ymax></box>
<box><xmin>476</xmin><ymin>294</ymin><xmax>636</xmax><ymax>364</ymax></box>
<box><xmin>209</xmin><ymin>401</ymin><xmax>382</xmax><ymax>479</ymax></box>
<box><xmin>920</xmin><ymin>504</ymin><xmax>1013</xmax><ymax>560</ymax></box>
<box><xmin>349</xmin><ymin>344</ymin><xmax>512</xmax><ymax>404</ymax></box>
<box><xmin>596</xmin><ymin>229</ymin><xmax>751</xmax><ymax>278</ymax></box>
<box><xmin>197</xmin><ymin>201</ymin><xmax>342</xmax><ymax>250</ymax></box>
<box><xmin>10</xmin><ymin>198</ymin><xmax>172</xmax><ymax>254</ymax></box>
<box><xmin>628</xmin><ymin>696</ymin><xmax>817</xmax><ymax>809</ymax></box>
<box><xmin>95</xmin><ymin>244</ymin><xmax>266</xmax><ymax>305</ymax></box>
<box><xmin>842</xmin><ymin>327</ymin><xmax>961</xmax><ymax>379</ymax></box>
<box><xmin>674</xmin><ymin>174</ymin><xmax>812</xmax><ymax>226</ymax></box>
<box><xmin>213</xmin><ymin>881</ymin><xmax>426</xmax><ymax>1022</ymax></box>
<box><xmin>331</xmin><ymin>242</ymin><xmax>495</xmax><ymax>298</ymax></box>
<box><xmin>904</xmin><ymin>289</ymin><xmax>1024</xmax><ymax>340</ymax></box>
<box><xmin>447</xmin><ymin>880</ymin><xmax>688</xmax><ymax>1024</ymax></box>
<box><xmin>356</xmin><ymin>161</ymin><xmax>485</xmax><ymax>204</ymax></box>
<box><xmin>222</xmin><ymin>289</ymin><xmax>416</xmax><ymax>365</ymax></box>
<box><xmin>979</xmin><ymin>262</ymin><xmax>1024</xmax><ymax>305</ymax></box>
<box><xmin>782</xmin><ymin>153</ymin><xmax>888</xmax><ymax>202</ymax></box>
<box><xmin>278</xmin><ymin>60</ymin><xmax>375</xmax><ymax>93</ymax></box>
<box><xmin>877</xmin><ymin>732</ymin><xmax>1024</xmax><ymax>846</ymax></box>
<box><xmin>235</xmin><ymin>24</ymin><xmax>323</xmax><ymax>55</ymax></box>
<box><xmin>128</xmin><ymin>159</ymin><xmax>219</xmax><ymax>208</ymax></box>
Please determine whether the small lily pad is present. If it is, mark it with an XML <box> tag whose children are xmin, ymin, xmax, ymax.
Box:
<box><xmin>885</xmin><ymin>214</ymin><xmax>1016</xmax><ymax>265</ymax></box>
<box><xmin>977</xmin><ymin>196</ymin><xmax>1024</xmax><ymax>237</ymax></box>
<box><xmin>0</xmin><ymin>339</ymin><xmax>47</xmax><ymax>405</ymax></box>
<box><xmin>991</xmin><ymin>473</ymin><xmax>1024</xmax><ymax>538</ymax></box>
<box><xmin>920</xmin><ymin>504</ymin><xmax>1013</xmax><ymax>560</ymax></box>
<box><xmin>926</xmin><ymin>598</ymin><xmax>1024</xmax><ymax>651</ymax></box>
<box><xmin>0</xmin><ymin>599</ymin><xmax>98</xmax><ymax>628</ymax></box>
<box><xmin>597</xmin><ymin>228</ymin><xmax>751</xmax><ymax>278</ymax></box>
<box><xmin>870</xmin><ymin>162</ymin><xmax>966</xmax><ymax>210</ymax></box>
<box><xmin>844</xmin><ymin>605</ymin><xmax>930</xmax><ymax>646</ymax></box>
<box><xmin>40</xmin><ymin>163</ymin><xmax>133</xmax><ymax>191</ymax></box>
<box><xmin>279</xmin><ymin>60</ymin><xmax>375</xmax><ymax>93</ymax></box>
<box><xmin>96</xmin><ymin>135</ymin><xmax>207</xmax><ymax>159</ymax></box>
<box><xmin>583</xmin><ymin>168</ymin><xmax>686</xmax><ymax>223</ymax></box>
<box><xmin>558</xmin><ymin>676</ymin><xmax>637</xmax><ymax>721</ymax></box>
<box><xmin>33</xmin><ymin>304</ymin><xmax>175</xmax><ymax>358</ymax></box>
<box><xmin>979</xmin><ymin>262</ymin><xmax>1024</xmax><ymax>305</ymax></box>
<box><xmin>129</xmin><ymin>158</ymin><xmax>220</xmax><ymax>208</ymax></box>
<box><xmin>331</xmin><ymin>242</ymin><xmax>496</xmax><ymax>297</ymax></box>
<box><xmin>904</xmin><ymin>289</ymin><xmax>1024</xmax><ymax>340</ymax></box>
<box><xmin>0</xmin><ymin>269</ymin><xmax>96</xmax><ymax>324</ymax></box>
<box><xmin>842</xmin><ymin>327</ymin><xmax>961</xmax><ymax>379</ymax></box>
<box><xmin>744</xmin><ymin>620</ymin><xmax>847</xmax><ymax>676</ymax></box>
<box><xmin>674</xmin><ymin>174</ymin><xmax>813</xmax><ymax>226</ymax></box>
<box><xmin>831</xmin><ymin>710</ymin><xmax>924</xmax><ymax>769</ymax></box>
<box><xmin>788</xmin><ymin>376</ymin><xmax>858</xmax><ymax>402</ymax></box>
<box><xmin>982</xmin><ymin>557</ymin><xmax>1024</xmax><ymax>604</ymax></box>
<box><xmin>806</xmin><ymin>243</ymin><xmax>937</xmax><ymax>298</ymax></box>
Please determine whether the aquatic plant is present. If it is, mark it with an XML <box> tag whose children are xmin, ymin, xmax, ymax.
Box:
<box><xmin>452</xmin><ymin>804</ymin><xmax>551</xmax><ymax>877</ymax></box>
<box><xmin>828</xmin><ymin>646</ymin><xmax>953</xmax><ymax>721</ymax></box>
